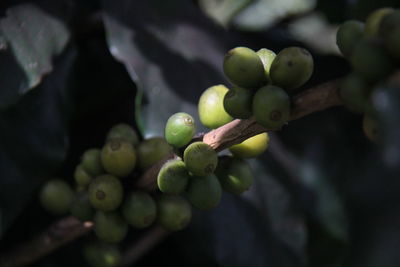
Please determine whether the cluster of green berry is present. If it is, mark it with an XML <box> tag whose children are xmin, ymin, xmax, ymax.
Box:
<box><xmin>39</xmin><ymin>123</ymin><xmax>176</xmax><ymax>267</ymax></box>
<box><xmin>336</xmin><ymin>7</ymin><xmax>400</xmax><ymax>142</ymax></box>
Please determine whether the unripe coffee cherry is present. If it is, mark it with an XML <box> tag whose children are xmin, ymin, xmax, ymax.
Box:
<box><xmin>157</xmin><ymin>159</ymin><xmax>190</xmax><ymax>194</ymax></box>
<box><xmin>336</xmin><ymin>20</ymin><xmax>365</xmax><ymax>56</ymax></box>
<box><xmin>270</xmin><ymin>47</ymin><xmax>314</xmax><ymax>90</ymax></box>
<box><xmin>74</xmin><ymin>164</ymin><xmax>92</xmax><ymax>188</ymax></box>
<box><xmin>165</xmin><ymin>112</ymin><xmax>196</xmax><ymax>148</ymax></box>
<box><xmin>157</xmin><ymin>195</ymin><xmax>192</xmax><ymax>231</ymax></box>
<box><xmin>229</xmin><ymin>133</ymin><xmax>269</xmax><ymax>158</ymax></box>
<box><xmin>70</xmin><ymin>191</ymin><xmax>94</xmax><ymax>221</ymax></box>
<box><xmin>122</xmin><ymin>191</ymin><xmax>157</xmax><ymax>228</ymax></box>
<box><xmin>223</xmin><ymin>86</ymin><xmax>254</xmax><ymax>119</ymax></box>
<box><xmin>101</xmin><ymin>138</ymin><xmax>136</xmax><ymax>177</ymax></box>
<box><xmin>186</xmin><ymin>174</ymin><xmax>222</xmax><ymax>210</ymax></box>
<box><xmin>183</xmin><ymin>142</ymin><xmax>218</xmax><ymax>176</ymax></box>
<box><xmin>364</xmin><ymin>7</ymin><xmax>394</xmax><ymax>37</ymax></box>
<box><xmin>137</xmin><ymin>137</ymin><xmax>172</xmax><ymax>171</ymax></box>
<box><xmin>94</xmin><ymin>211</ymin><xmax>128</xmax><ymax>243</ymax></box>
<box><xmin>88</xmin><ymin>175</ymin><xmax>123</xmax><ymax>211</ymax></box>
<box><xmin>106</xmin><ymin>123</ymin><xmax>139</xmax><ymax>146</ymax></box>
<box><xmin>198</xmin><ymin>85</ymin><xmax>233</xmax><ymax>129</ymax></box>
<box><xmin>350</xmin><ymin>39</ymin><xmax>394</xmax><ymax>82</ymax></box>
<box><xmin>83</xmin><ymin>241</ymin><xmax>121</xmax><ymax>267</ymax></box>
<box><xmin>339</xmin><ymin>73</ymin><xmax>372</xmax><ymax>113</ymax></box>
<box><xmin>216</xmin><ymin>156</ymin><xmax>254</xmax><ymax>195</ymax></box>
<box><xmin>256</xmin><ymin>48</ymin><xmax>276</xmax><ymax>82</ymax></box>
<box><xmin>223</xmin><ymin>47</ymin><xmax>266</xmax><ymax>88</ymax></box>
<box><xmin>253</xmin><ymin>85</ymin><xmax>290</xmax><ymax>129</ymax></box>
<box><xmin>363</xmin><ymin>115</ymin><xmax>380</xmax><ymax>142</ymax></box>
<box><xmin>39</xmin><ymin>179</ymin><xmax>74</xmax><ymax>215</ymax></box>
<box><xmin>81</xmin><ymin>148</ymin><xmax>104</xmax><ymax>177</ymax></box>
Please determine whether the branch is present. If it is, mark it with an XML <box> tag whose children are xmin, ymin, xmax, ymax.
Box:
<box><xmin>0</xmin><ymin>217</ymin><xmax>93</xmax><ymax>267</ymax></box>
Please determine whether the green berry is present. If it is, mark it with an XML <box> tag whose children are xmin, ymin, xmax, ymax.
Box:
<box><xmin>252</xmin><ymin>85</ymin><xmax>290</xmax><ymax>129</ymax></box>
<box><xmin>137</xmin><ymin>137</ymin><xmax>172</xmax><ymax>171</ymax></box>
<box><xmin>183</xmin><ymin>142</ymin><xmax>218</xmax><ymax>176</ymax></box>
<box><xmin>186</xmin><ymin>174</ymin><xmax>222</xmax><ymax>210</ymax></box>
<box><xmin>83</xmin><ymin>241</ymin><xmax>121</xmax><ymax>267</ymax></box>
<box><xmin>106</xmin><ymin>123</ymin><xmax>139</xmax><ymax>146</ymax></box>
<box><xmin>223</xmin><ymin>47</ymin><xmax>266</xmax><ymax>88</ymax></box>
<box><xmin>339</xmin><ymin>73</ymin><xmax>372</xmax><ymax>113</ymax></box>
<box><xmin>94</xmin><ymin>211</ymin><xmax>128</xmax><ymax>243</ymax></box>
<box><xmin>122</xmin><ymin>191</ymin><xmax>157</xmax><ymax>228</ymax></box>
<box><xmin>74</xmin><ymin>164</ymin><xmax>92</xmax><ymax>188</ymax></box>
<box><xmin>270</xmin><ymin>47</ymin><xmax>314</xmax><ymax>90</ymax></box>
<box><xmin>157</xmin><ymin>159</ymin><xmax>190</xmax><ymax>194</ymax></box>
<box><xmin>256</xmin><ymin>48</ymin><xmax>276</xmax><ymax>82</ymax></box>
<box><xmin>157</xmin><ymin>195</ymin><xmax>192</xmax><ymax>231</ymax></box>
<box><xmin>165</xmin><ymin>112</ymin><xmax>196</xmax><ymax>148</ymax></box>
<box><xmin>363</xmin><ymin>115</ymin><xmax>380</xmax><ymax>142</ymax></box>
<box><xmin>380</xmin><ymin>10</ymin><xmax>400</xmax><ymax>59</ymax></box>
<box><xmin>198</xmin><ymin>85</ymin><xmax>233</xmax><ymax>129</ymax></box>
<box><xmin>70</xmin><ymin>192</ymin><xmax>94</xmax><ymax>221</ymax></box>
<box><xmin>364</xmin><ymin>7</ymin><xmax>394</xmax><ymax>37</ymax></box>
<box><xmin>81</xmin><ymin>148</ymin><xmax>104</xmax><ymax>177</ymax></box>
<box><xmin>216</xmin><ymin>157</ymin><xmax>253</xmax><ymax>195</ymax></box>
<box><xmin>88</xmin><ymin>175</ymin><xmax>123</xmax><ymax>211</ymax></box>
<box><xmin>336</xmin><ymin>20</ymin><xmax>365</xmax><ymax>56</ymax></box>
<box><xmin>229</xmin><ymin>133</ymin><xmax>269</xmax><ymax>158</ymax></box>
<box><xmin>350</xmin><ymin>39</ymin><xmax>394</xmax><ymax>82</ymax></box>
<box><xmin>39</xmin><ymin>179</ymin><xmax>74</xmax><ymax>215</ymax></box>
<box><xmin>223</xmin><ymin>86</ymin><xmax>254</xmax><ymax>119</ymax></box>
<box><xmin>101</xmin><ymin>138</ymin><xmax>136</xmax><ymax>177</ymax></box>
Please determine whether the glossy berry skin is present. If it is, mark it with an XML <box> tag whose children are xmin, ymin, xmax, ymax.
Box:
<box><xmin>81</xmin><ymin>148</ymin><xmax>104</xmax><ymax>177</ymax></box>
<box><xmin>157</xmin><ymin>195</ymin><xmax>192</xmax><ymax>231</ymax></box>
<box><xmin>350</xmin><ymin>39</ymin><xmax>394</xmax><ymax>82</ymax></box>
<box><xmin>363</xmin><ymin>115</ymin><xmax>379</xmax><ymax>142</ymax></box>
<box><xmin>83</xmin><ymin>241</ymin><xmax>121</xmax><ymax>267</ymax></box>
<box><xmin>106</xmin><ymin>123</ymin><xmax>139</xmax><ymax>146</ymax></box>
<box><xmin>137</xmin><ymin>137</ymin><xmax>172</xmax><ymax>171</ymax></box>
<box><xmin>270</xmin><ymin>47</ymin><xmax>313</xmax><ymax>90</ymax></box>
<box><xmin>88</xmin><ymin>175</ymin><xmax>123</xmax><ymax>212</ymax></box>
<box><xmin>253</xmin><ymin>85</ymin><xmax>290</xmax><ymax>130</ymax></box>
<box><xmin>229</xmin><ymin>133</ymin><xmax>269</xmax><ymax>158</ymax></box>
<box><xmin>94</xmin><ymin>211</ymin><xmax>128</xmax><ymax>243</ymax></box>
<box><xmin>364</xmin><ymin>7</ymin><xmax>394</xmax><ymax>37</ymax></box>
<box><xmin>183</xmin><ymin>142</ymin><xmax>218</xmax><ymax>176</ymax></box>
<box><xmin>74</xmin><ymin>164</ymin><xmax>92</xmax><ymax>188</ymax></box>
<box><xmin>198</xmin><ymin>85</ymin><xmax>233</xmax><ymax>129</ymax></box>
<box><xmin>339</xmin><ymin>73</ymin><xmax>371</xmax><ymax>113</ymax></box>
<box><xmin>165</xmin><ymin>112</ymin><xmax>196</xmax><ymax>148</ymax></box>
<box><xmin>157</xmin><ymin>159</ymin><xmax>190</xmax><ymax>194</ymax></box>
<box><xmin>186</xmin><ymin>174</ymin><xmax>222</xmax><ymax>210</ymax></box>
<box><xmin>101</xmin><ymin>138</ymin><xmax>136</xmax><ymax>177</ymax></box>
<box><xmin>40</xmin><ymin>179</ymin><xmax>74</xmax><ymax>215</ymax></box>
<box><xmin>256</xmin><ymin>48</ymin><xmax>276</xmax><ymax>82</ymax></box>
<box><xmin>216</xmin><ymin>156</ymin><xmax>253</xmax><ymax>195</ymax></box>
<box><xmin>223</xmin><ymin>47</ymin><xmax>266</xmax><ymax>88</ymax></box>
<box><xmin>380</xmin><ymin>10</ymin><xmax>400</xmax><ymax>59</ymax></box>
<box><xmin>70</xmin><ymin>192</ymin><xmax>94</xmax><ymax>221</ymax></box>
<box><xmin>336</xmin><ymin>20</ymin><xmax>365</xmax><ymax>56</ymax></box>
<box><xmin>122</xmin><ymin>191</ymin><xmax>157</xmax><ymax>228</ymax></box>
<box><xmin>223</xmin><ymin>86</ymin><xmax>254</xmax><ymax>119</ymax></box>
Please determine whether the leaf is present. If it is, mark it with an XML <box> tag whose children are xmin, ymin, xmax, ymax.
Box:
<box><xmin>232</xmin><ymin>0</ymin><xmax>316</xmax><ymax>31</ymax></box>
<box><xmin>0</xmin><ymin>3</ymin><xmax>70</xmax><ymax>109</ymax></box>
<box><xmin>102</xmin><ymin>0</ymin><xmax>231</xmax><ymax>137</ymax></box>
<box><xmin>0</xmin><ymin>46</ymin><xmax>76</xmax><ymax>238</ymax></box>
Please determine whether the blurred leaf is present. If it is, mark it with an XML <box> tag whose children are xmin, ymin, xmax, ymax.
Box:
<box><xmin>102</xmin><ymin>0</ymin><xmax>231</xmax><ymax>137</ymax></box>
<box><xmin>198</xmin><ymin>0</ymin><xmax>253</xmax><ymax>27</ymax></box>
<box><xmin>232</xmin><ymin>0</ymin><xmax>316</xmax><ymax>31</ymax></box>
<box><xmin>0</xmin><ymin>46</ymin><xmax>76</xmax><ymax>238</ymax></box>
<box><xmin>0</xmin><ymin>3</ymin><xmax>70</xmax><ymax>109</ymax></box>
